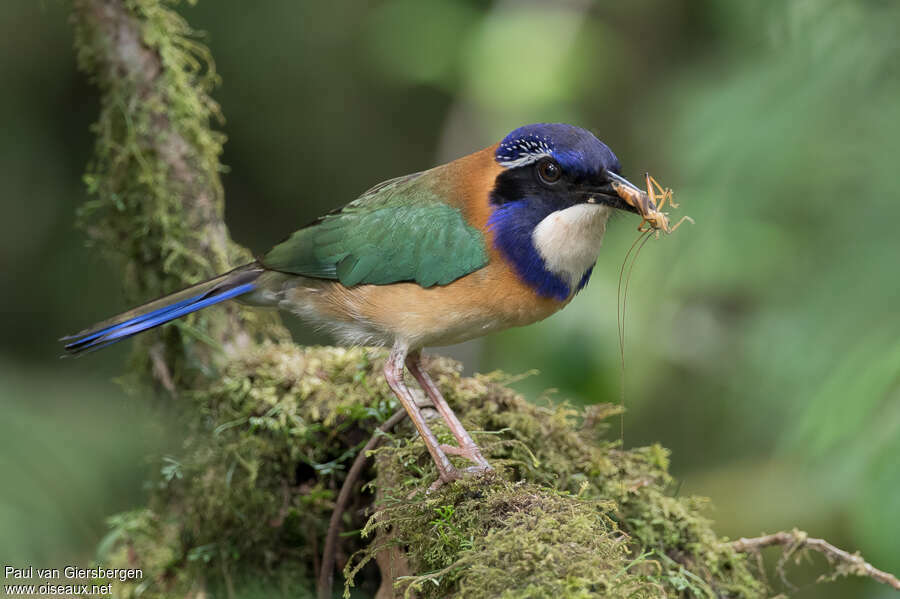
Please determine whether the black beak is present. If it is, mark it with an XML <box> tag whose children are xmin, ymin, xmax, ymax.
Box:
<box><xmin>584</xmin><ymin>172</ymin><xmax>650</xmax><ymax>215</ymax></box>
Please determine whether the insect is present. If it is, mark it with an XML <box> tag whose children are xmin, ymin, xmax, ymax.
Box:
<box><xmin>611</xmin><ymin>173</ymin><xmax>693</xmax><ymax>236</ymax></box>
<box><xmin>612</xmin><ymin>172</ymin><xmax>693</xmax><ymax>442</ymax></box>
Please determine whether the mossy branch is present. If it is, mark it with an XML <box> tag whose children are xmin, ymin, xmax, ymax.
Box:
<box><xmin>69</xmin><ymin>2</ymin><xmax>898</xmax><ymax>598</ymax></box>
<box><xmin>71</xmin><ymin>0</ymin><xmax>286</xmax><ymax>385</ymax></box>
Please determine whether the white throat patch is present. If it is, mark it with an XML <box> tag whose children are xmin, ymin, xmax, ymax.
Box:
<box><xmin>531</xmin><ymin>204</ymin><xmax>610</xmax><ymax>289</ymax></box>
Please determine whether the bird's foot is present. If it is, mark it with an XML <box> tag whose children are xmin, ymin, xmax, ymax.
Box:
<box><xmin>426</xmin><ymin>459</ymin><xmax>492</xmax><ymax>494</ymax></box>
<box><xmin>440</xmin><ymin>443</ymin><xmax>493</xmax><ymax>471</ymax></box>
<box><xmin>421</xmin><ymin>464</ymin><xmax>458</xmax><ymax>494</ymax></box>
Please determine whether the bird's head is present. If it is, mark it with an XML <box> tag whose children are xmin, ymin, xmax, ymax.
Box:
<box><xmin>487</xmin><ymin>123</ymin><xmax>643</xmax><ymax>301</ymax></box>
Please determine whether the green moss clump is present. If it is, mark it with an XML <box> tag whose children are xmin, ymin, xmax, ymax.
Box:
<box><xmin>347</xmin><ymin>356</ymin><xmax>767</xmax><ymax>599</ymax></box>
<box><xmin>96</xmin><ymin>344</ymin><xmax>767</xmax><ymax>598</ymax></box>
<box><xmin>99</xmin><ymin>344</ymin><xmax>399</xmax><ymax>598</ymax></box>
<box><xmin>100</xmin><ymin>508</ymin><xmax>315</xmax><ymax>599</ymax></box>
<box><xmin>175</xmin><ymin>345</ymin><xmax>399</xmax><ymax>563</ymax></box>
<box><xmin>350</xmin><ymin>475</ymin><xmax>661</xmax><ymax>599</ymax></box>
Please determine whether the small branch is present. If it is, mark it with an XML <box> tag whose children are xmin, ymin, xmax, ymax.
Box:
<box><xmin>732</xmin><ymin>529</ymin><xmax>900</xmax><ymax>591</ymax></box>
<box><xmin>317</xmin><ymin>409</ymin><xmax>408</xmax><ymax>599</ymax></box>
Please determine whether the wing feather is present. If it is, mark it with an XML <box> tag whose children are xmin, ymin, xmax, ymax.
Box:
<box><xmin>262</xmin><ymin>172</ymin><xmax>488</xmax><ymax>287</ymax></box>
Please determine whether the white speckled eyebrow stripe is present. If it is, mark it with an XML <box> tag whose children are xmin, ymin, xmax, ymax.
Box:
<box><xmin>496</xmin><ymin>136</ymin><xmax>554</xmax><ymax>168</ymax></box>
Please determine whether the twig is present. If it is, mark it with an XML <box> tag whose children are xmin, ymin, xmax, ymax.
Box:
<box><xmin>317</xmin><ymin>409</ymin><xmax>407</xmax><ymax>599</ymax></box>
<box><xmin>732</xmin><ymin>529</ymin><xmax>900</xmax><ymax>591</ymax></box>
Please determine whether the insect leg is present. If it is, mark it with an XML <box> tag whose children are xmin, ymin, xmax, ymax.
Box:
<box><xmin>649</xmin><ymin>175</ymin><xmax>678</xmax><ymax>210</ymax></box>
<box><xmin>668</xmin><ymin>215</ymin><xmax>695</xmax><ymax>232</ymax></box>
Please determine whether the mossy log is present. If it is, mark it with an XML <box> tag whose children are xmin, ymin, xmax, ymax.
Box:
<box><xmin>98</xmin><ymin>345</ymin><xmax>766</xmax><ymax>599</ymax></box>
<box><xmin>69</xmin><ymin>1</ymin><xmax>896</xmax><ymax>597</ymax></box>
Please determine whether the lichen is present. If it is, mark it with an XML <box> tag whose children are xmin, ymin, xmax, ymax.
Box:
<box><xmin>96</xmin><ymin>344</ymin><xmax>766</xmax><ymax>598</ymax></box>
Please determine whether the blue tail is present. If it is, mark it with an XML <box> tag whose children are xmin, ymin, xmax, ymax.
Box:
<box><xmin>62</xmin><ymin>264</ymin><xmax>262</xmax><ymax>355</ymax></box>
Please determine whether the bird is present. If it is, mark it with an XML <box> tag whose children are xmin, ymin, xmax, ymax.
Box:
<box><xmin>63</xmin><ymin>123</ymin><xmax>649</xmax><ymax>485</ymax></box>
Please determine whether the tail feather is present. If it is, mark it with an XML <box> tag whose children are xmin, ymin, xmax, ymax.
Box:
<box><xmin>62</xmin><ymin>264</ymin><xmax>262</xmax><ymax>355</ymax></box>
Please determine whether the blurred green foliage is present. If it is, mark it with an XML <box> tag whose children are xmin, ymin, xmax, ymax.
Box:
<box><xmin>0</xmin><ymin>1</ymin><xmax>897</xmax><ymax>597</ymax></box>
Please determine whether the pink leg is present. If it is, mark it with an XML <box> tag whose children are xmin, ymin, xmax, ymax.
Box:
<box><xmin>406</xmin><ymin>350</ymin><xmax>491</xmax><ymax>471</ymax></box>
<box><xmin>383</xmin><ymin>345</ymin><xmax>459</xmax><ymax>483</ymax></box>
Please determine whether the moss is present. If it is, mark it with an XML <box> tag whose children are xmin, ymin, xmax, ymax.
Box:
<box><xmin>96</xmin><ymin>345</ymin><xmax>766</xmax><ymax>598</ymax></box>
<box><xmin>98</xmin><ymin>344</ymin><xmax>397</xmax><ymax>598</ymax></box>
<box><xmin>349</xmin><ymin>475</ymin><xmax>660</xmax><ymax>599</ymax></box>
<box><xmin>99</xmin><ymin>508</ymin><xmax>316</xmax><ymax>599</ymax></box>
<box><xmin>345</xmin><ymin>356</ymin><xmax>766</xmax><ymax>599</ymax></box>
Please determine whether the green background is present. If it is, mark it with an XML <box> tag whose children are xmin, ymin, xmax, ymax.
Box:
<box><xmin>1</xmin><ymin>1</ymin><xmax>898</xmax><ymax>597</ymax></box>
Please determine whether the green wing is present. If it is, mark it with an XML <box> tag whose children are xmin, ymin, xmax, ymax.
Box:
<box><xmin>261</xmin><ymin>173</ymin><xmax>488</xmax><ymax>287</ymax></box>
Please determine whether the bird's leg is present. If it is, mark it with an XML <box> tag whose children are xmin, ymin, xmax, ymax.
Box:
<box><xmin>405</xmin><ymin>350</ymin><xmax>492</xmax><ymax>471</ymax></box>
<box><xmin>383</xmin><ymin>344</ymin><xmax>459</xmax><ymax>484</ymax></box>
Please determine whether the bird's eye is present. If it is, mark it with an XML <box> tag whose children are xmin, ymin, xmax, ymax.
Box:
<box><xmin>536</xmin><ymin>159</ymin><xmax>562</xmax><ymax>184</ymax></box>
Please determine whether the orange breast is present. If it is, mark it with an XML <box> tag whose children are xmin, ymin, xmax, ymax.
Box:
<box><xmin>310</xmin><ymin>259</ymin><xmax>565</xmax><ymax>347</ymax></box>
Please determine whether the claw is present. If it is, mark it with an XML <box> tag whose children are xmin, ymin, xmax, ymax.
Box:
<box><xmin>425</xmin><ymin>462</ymin><xmax>490</xmax><ymax>494</ymax></box>
<box><xmin>440</xmin><ymin>443</ymin><xmax>493</xmax><ymax>470</ymax></box>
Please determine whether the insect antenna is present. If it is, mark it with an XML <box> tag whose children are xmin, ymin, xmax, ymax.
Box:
<box><xmin>617</xmin><ymin>230</ymin><xmax>653</xmax><ymax>445</ymax></box>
